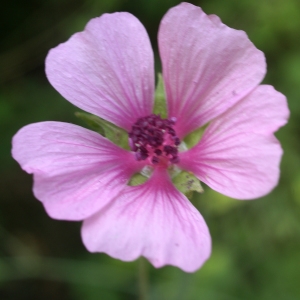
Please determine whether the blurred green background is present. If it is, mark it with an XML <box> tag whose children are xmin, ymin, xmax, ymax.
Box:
<box><xmin>1</xmin><ymin>0</ymin><xmax>300</xmax><ymax>299</ymax></box>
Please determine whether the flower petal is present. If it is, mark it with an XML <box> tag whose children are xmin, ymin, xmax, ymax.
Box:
<box><xmin>179</xmin><ymin>85</ymin><xmax>289</xmax><ymax>199</ymax></box>
<box><xmin>12</xmin><ymin>122</ymin><xmax>142</xmax><ymax>220</ymax></box>
<box><xmin>46</xmin><ymin>13</ymin><xmax>154</xmax><ymax>131</ymax></box>
<box><xmin>158</xmin><ymin>2</ymin><xmax>266</xmax><ymax>137</ymax></box>
<box><xmin>82</xmin><ymin>168</ymin><xmax>211</xmax><ymax>272</ymax></box>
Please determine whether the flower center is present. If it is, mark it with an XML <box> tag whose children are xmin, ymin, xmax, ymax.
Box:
<box><xmin>129</xmin><ymin>114</ymin><xmax>181</xmax><ymax>166</ymax></box>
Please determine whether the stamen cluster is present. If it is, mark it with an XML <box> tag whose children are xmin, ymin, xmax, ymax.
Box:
<box><xmin>129</xmin><ymin>114</ymin><xmax>181</xmax><ymax>165</ymax></box>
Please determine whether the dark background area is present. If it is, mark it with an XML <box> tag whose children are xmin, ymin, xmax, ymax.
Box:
<box><xmin>1</xmin><ymin>0</ymin><xmax>300</xmax><ymax>299</ymax></box>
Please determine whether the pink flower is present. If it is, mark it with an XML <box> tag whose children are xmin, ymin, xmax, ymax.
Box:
<box><xmin>12</xmin><ymin>3</ymin><xmax>289</xmax><ymax>272</ymax></box>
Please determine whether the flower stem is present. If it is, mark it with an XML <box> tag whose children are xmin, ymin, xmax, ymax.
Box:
<box><xmin>138</xmin><ymin>257</ymin><xmax>149</xmax><ymax>300</ymax></box>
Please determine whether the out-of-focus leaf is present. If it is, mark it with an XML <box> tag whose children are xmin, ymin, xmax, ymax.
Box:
<box><xmin>153</xmin><ymin>73</ymin><xmax>167</xmax><ymax>118</ymax></box>
<box><xmin>173</xmin><ymin>171</ymin><xmax>203</xmax><ymax>199</ymax></box>
<box><xmin>128</xmin><ymin>173</ymin><xmax>148</xmax><ymax>186</ymax></box>
<box><xmin>183</xmin><ymin>125</ymin><xmax>206</xmax><ymax>149</ymax></box>
<box><xmin>75</xmin><ymin>112</ymin><xmax>129</xmax><ymax>150</ymax></box>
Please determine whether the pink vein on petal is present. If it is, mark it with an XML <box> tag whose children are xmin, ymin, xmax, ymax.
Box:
<box><xmin>159</xmin><ymin>3</ymin><xmax>266</xmax><ymax>137</ymax></box>
<box><xmin>46</xmin><ymin>12</ymin><xmax>154</xmax><ymax>131</ymax></box>
<box><xmin>82</xmin><ymin>168</ymin><xmax>211</xmax><ymax>272</ymax></box>
<box><xmin>12</xmin><ymin>121</ymin><xmax>143</xmax><ymax>220</ymax></box>
<box><xmin>178</xmin><ymin>85</ymin><xmax>289</xmax><ymax>199</ymax></box>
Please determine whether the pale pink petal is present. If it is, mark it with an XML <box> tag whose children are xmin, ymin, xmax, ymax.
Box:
<box><xmin>12</xmin><ymin>122</ymin><xmax>143</xmax><ymax>220</ymax></box>
<box><xmin>158</xmin><ymin>2</ymin><xmax>266</xmax><ymax>138</ymax></box>
<box><xmin>46</xmin><ymin>13</ymin><xmax>154</xmax><ymax>131</ymax></box>
<box><xmin>82</xmin><ymin>168</ymin><xmax>211</xmax><ymax>272</ymax></box>
<box><xmin>179</xmin><ymin>85</ymin><xmax>289</xmax><ymax>199</ymax></box>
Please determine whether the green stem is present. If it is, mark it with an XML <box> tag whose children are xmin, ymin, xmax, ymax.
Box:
<box><xmin>138</xmin><ymin>257</ymin><xmax>149</xmax><ymax>300</ymax></box>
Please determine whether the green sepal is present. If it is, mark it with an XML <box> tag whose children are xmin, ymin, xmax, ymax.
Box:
<box><xmin>172</xmin><ymin>171</ymin><xmax>203</xmax><ymax>199</ymax></box>
<box><xmin>153</xmin><ymin>73</ymin><xmax>167</xmax><ymax>119</ymax></box>
<box><xmin>128</xmin><ymin>173</ymin><xmax>148</xmax><ymax>186</ymax></box>
<box><xmin>75</xmin><ymin>112</ymin><xmax>130</xmax><ymax>150</ymax></box>
<box><xmin>183</xmin><ymin>125</ymin><xmax>207</xmax><ymax>149</ymax></box>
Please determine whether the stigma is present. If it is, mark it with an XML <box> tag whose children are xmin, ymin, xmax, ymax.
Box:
<box><xmin>128</xmin><ymin>114</ymin><xmax>181</xmax><ymax>166</ymax></box>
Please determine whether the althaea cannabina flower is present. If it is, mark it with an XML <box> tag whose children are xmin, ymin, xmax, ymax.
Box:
<box><xmin>12</xmin><ymin>2</ymin><xmax>289</xmax><ymax>272</ymax></box>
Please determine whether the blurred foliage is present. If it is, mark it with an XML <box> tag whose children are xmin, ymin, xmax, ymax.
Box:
<box><xmin>1</xmin><ymin>0</ymin><xmax>300</xmax><ymax>299</ymax></box>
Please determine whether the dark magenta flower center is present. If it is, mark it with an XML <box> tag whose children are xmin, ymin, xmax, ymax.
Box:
<box><xmin>129</xmin><ymin>114</ymin><xmax>181</xmax><ymax>166</ymax></box>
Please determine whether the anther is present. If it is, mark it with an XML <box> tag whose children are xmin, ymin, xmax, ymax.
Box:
<box><xmin>154</xmin><ymin>149</ymin><xmax>162</xmax><ymax>156</ymax></box>
<box><xmin>152</xmin><ymin>156</ymin><xmax>160</xmax><ymax>164</ymax></box>
<box><xmin>129</xmin><ymin>114</ymin><xmax>181</xmax><ymax>165</ymax></box>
